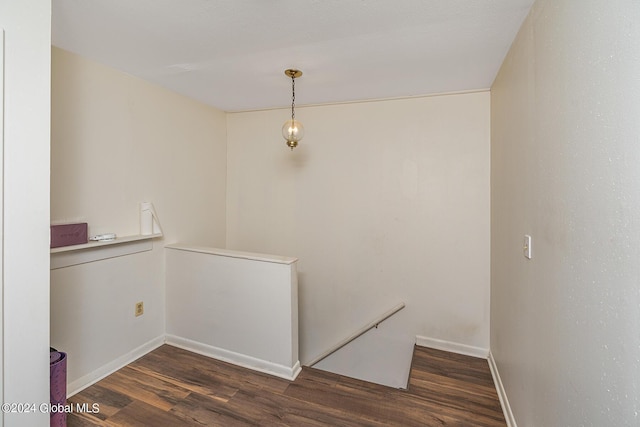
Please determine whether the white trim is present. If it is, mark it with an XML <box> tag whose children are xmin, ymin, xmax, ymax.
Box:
<box><xmin>0</xmin><ymin>28</ymin><xmax>4</xmax><ymax>427</ymax></box>
<box><xmin>225</xmin><ymin>88</ymin><xmax>490</xmax><ymax>114</ymax></box>
<box><xmin>165</xmin><ymin>334</ymin><xmax>301</xmax><ymax>381</ymax></box>
<box><xmin>165</xmin><ymin>244</ymin><xmax>298</xmax><ymax>265</ymax></box>
<box><xmin>414</xmin><ymin>335</ymin><xmax>489</xmax><ymax>359</ymax></box>
<box><xmin>488</xmin><ymin>351</ymin><xmax>517</xmax><ymax>427</ymax></box>
<box><xmin>66</xmin><ymin>335</ymin><xmax>165</xmax><ymax>397</ymax></box>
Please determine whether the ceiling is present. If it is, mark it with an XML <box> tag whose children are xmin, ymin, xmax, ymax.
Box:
<box><xmin>52</xmin><ymin>0</ymin><xmax>534</xmax><ymax>112</ymax></box>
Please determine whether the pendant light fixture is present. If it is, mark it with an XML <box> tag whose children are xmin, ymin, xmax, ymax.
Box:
<box><xmin>282</xmin><ymin>69</ymin><xmax>304</xmax><ymax>150</ymax></box>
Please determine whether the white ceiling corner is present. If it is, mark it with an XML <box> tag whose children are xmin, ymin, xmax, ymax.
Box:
<box><xmin>52</xmin><ymin>0</ymin><xmax>534</xmax><ymax>112</ymax></box>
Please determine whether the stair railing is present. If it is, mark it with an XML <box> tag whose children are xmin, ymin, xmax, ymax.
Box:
<box><xmin>307</xmin><ymin>302</ymin><xmax>406</xmax><ymax>367</ymax></box>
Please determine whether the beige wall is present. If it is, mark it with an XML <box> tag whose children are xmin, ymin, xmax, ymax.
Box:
<box><xmin>491</xmin><ymin>0</ymin><xmax>640</xmax><ymax>425</ymax></box>
<box><xmin>50</xmin><ymin>47</ymin><xmax>227</xmax><ymax>390</ymax></box>
<box><xmin>51</xmin><ymin>47</ymin><xmax>491</xmax><ymax>390</ymax></box>
<box><xmin>227</xmin><ymin>92</ymin><xmax>490</xmax><ymax>386</ymax></box>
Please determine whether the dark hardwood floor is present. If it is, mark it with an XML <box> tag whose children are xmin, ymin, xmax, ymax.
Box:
<box><xmin>67</xmin><ymin>345</ymin><xmax>506</xmax><ymax>426</ymax></box>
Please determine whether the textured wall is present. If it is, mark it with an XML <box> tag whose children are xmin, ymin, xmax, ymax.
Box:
<box><xmin>491</xmin><ymin>0</ymin><xmax>640</xmax><ymax>425</ymax></box>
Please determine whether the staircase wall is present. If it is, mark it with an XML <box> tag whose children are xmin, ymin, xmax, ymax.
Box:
<box><xmin>226</xmin><ymin>92</ymin><xmax>491</xmax><ymax>386</ymax></box>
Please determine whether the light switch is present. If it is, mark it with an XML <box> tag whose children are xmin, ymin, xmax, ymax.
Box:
<box><xmin>523</xmin><ymin>235</ymin><xmax>532</xmax><ymax>259</ymax></box>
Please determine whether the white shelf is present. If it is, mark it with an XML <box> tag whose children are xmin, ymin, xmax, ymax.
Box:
<box><xmin>50</xmin><ymin>233</ymin><xmax>162</xmax><ymax>253</ymax></box>
<box><xmin>50</xmin><ymin>234</ymin><xmax>162</xmax><ymax>269</ymax></box>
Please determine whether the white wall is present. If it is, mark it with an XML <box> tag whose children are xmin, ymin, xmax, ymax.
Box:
<box><xmin>0</xmin><ymin>1</ymin><xmax>51</xmax><ymax>426</ymax></box>
<box><xmin>165</xmin><ymin>245</ymin><xmax>300</xmax><ymax>380</ymax></box>
<box><xmin>226</xmin><ymin>92</ymin><xmax>490</xmax><ymax>387</ymax></box>
<box><xmin>491</xmin><ymin>0</ymin><xmax>640</xmax><ymax>425</ymax></box>
<box><xmin>50</xmin><ymin>48</ymin><xmax>227</xmax><ymax>391</ymax></box>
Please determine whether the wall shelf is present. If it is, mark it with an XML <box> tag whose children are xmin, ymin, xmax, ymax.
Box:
<box><xmin>50</xmin><ymin>234</ymin><xmax>162</xmax><ymax>270</ymax></box>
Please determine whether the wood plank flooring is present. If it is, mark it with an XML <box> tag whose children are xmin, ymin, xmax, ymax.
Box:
<box><xmin>67</xmin><ymin>345</ymin><xmax>506</xmax><ymax>426</ymax></box>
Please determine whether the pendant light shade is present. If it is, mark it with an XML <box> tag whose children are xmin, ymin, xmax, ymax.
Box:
<box><xmin>283</xmin><ymin>69</ymin><xmax>303</xmax><ymax>150</ymax></box>
<box><xmin>282</xmin><ymin>119</ymin><xmax>304</xmax><ymax>149</ymax></box>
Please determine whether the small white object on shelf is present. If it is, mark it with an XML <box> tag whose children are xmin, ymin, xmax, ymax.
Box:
<box><xmin>140</xmin><ymin>202</ymin><xmax>163</xmax><ymax>236</ymax></box>
<box><xmin>89</xmin><ymin>233</ymin><xmax>116</xmax><ymax>242</ymax></box>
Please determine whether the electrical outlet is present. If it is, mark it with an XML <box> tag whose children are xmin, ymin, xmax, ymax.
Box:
<box><xmin>135</xmin><ymin>301</ymin><xmax>144</xmax><ymax>317</ymax></box>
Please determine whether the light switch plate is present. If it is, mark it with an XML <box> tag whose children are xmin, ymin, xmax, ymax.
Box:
<box><xmin>524</xmin><ymin>235</ymin><xmax>532</xmax><ymax>259</ymax></box>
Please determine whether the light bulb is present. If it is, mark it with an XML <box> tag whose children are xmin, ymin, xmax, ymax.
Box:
<box><xmin>282</xmin><ymin>119</ymin><xmax>304</xmax><ymax>148</ymax></box>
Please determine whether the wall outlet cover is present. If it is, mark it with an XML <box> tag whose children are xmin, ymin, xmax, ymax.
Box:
<box><xmin>135</xmin><ymin>302</ymin><xmax>144</xmax><ymax>317</ymax></box>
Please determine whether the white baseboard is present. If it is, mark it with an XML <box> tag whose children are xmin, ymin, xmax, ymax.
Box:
<box><xmin>487</xmin><ymin>351</ymin><xmax>517</xmax><ymax>427</ymax></box>
<box><xmin>66</xmin><ymin>335</ymin><xmax>165</xmax><ymax>397</ymax></box>
<box><xmin>165</xmin><ymin>334</ymin><xmax>302</xmax><ymax>381</ymax></box>
<box><xmin>415</xmin><ymin>335</ymin><xmax>489</xmax><ymax>359</ymax></box>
